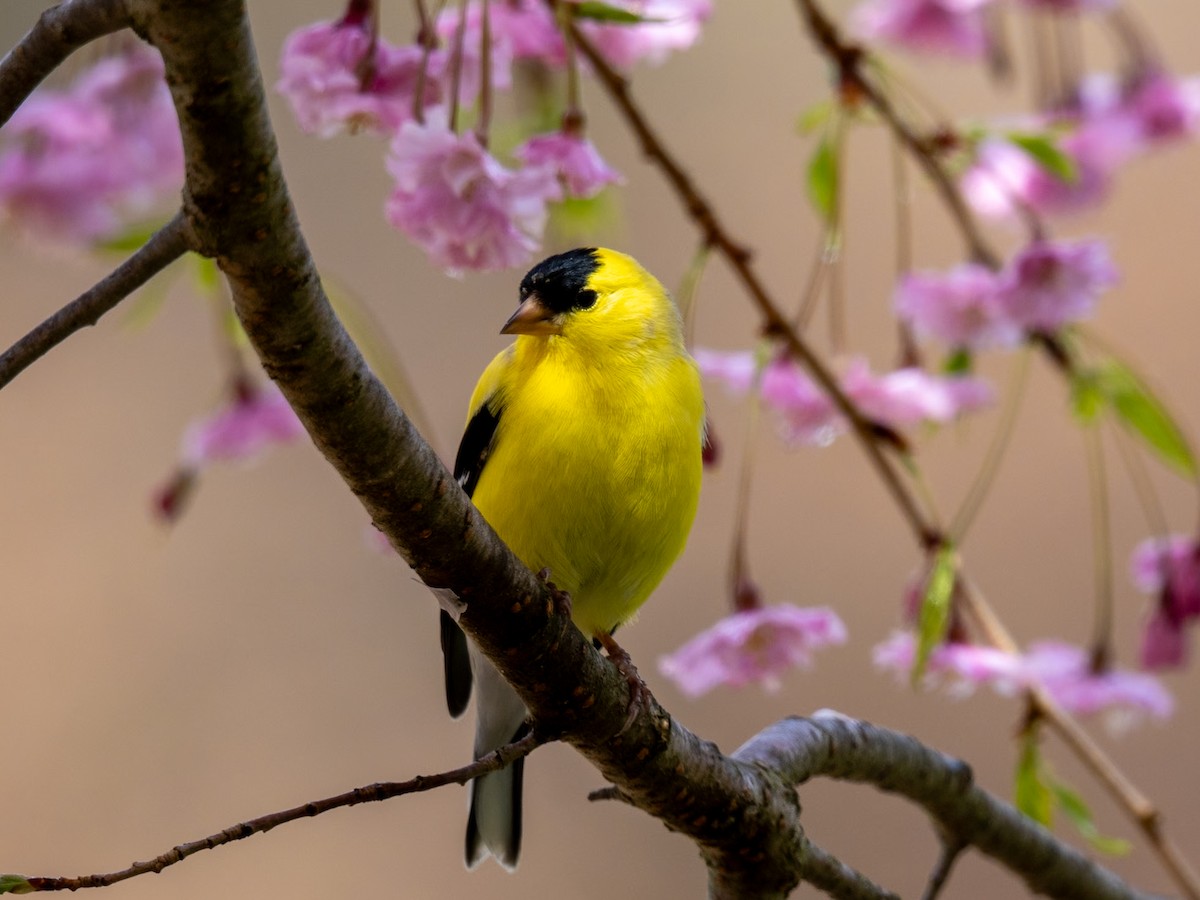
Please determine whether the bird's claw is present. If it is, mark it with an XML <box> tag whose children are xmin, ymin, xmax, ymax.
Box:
<box><xmin>596</xmin><ymin>631</ymin><xmax>649</xmax><ymax>737</ymax></box>
<box><xmin>538</xmin><ymin>567</ymin><xmax>573</xmax><ymax>619</ymax></box>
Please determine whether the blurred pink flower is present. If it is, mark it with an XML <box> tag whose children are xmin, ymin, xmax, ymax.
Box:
<box><xmin>439</xmin><ymin>0</ymin><xmax>563</xmax><ymax>73</ymax></box>
<box><xmin>0</xmin><ymin>46</ymin><xmax>182</xmax><ymax>243</ymax></box>
<box><xmin>873</xmin><ymin>631</ymin><xmax>1026</xmax><ymax>695</ymax></box>
<box><xmin>1023</xmin><ymin>641</ymin><xmax>1173</xmax><ymax>726</ymax></box>
<box><xmin>154</xmin><ymin>381</ymin><xmax>307</xmax><ymax>523</ymax></box>
<box><xmin>1012</xmin><ymin>0</ymin><xmax>1116</xmax><ymax>11</ymax></box>
<box><xmin>894</xmin><ymin>263</ymin><xmax>1017</xmax><ymax>350</ymax></box>
<box><xmin>181</xmin><ymin>383</ymin><xmax>306</xmax><ymax>466</ymax></box>
<box><xmin>385</xmin><ymin>115</ymin><xmax>561</xmax><ymax>274</ymax></box>
<box><xmin>659</xmin><ymin>605</ymin><xmax>847</xmax><ymax>697</ymax></box>
<box><xmin>278</xmin><ymin>14</ymin><xmax>446</xmax><ymax>138</ymax></box>
<box><xmin>853</xmin><ymin>0</ymin><xmax>991</xmax><ymax>58</ymax></box>
<box><xmin>515</xmin><ymin>132</ymin><xmax>623</xmax><ymax>199</ymax></box>
<box><xmin>581</xmin><ymin>0</ymin><xmax>713</xmax><ymax>70</ymax></box>
<box><xmin>1129</xmin><ymin>535</ymin><xmax>1200</xmax><ymax>670</ymax></box>
<box><xmin>843</xmin><ymin>359</ymin><xmax>994</xmax><ymax>427</ymax></box>
<box><xmin>695</xmin><ymin>349</ymin><xmax>991</xmax><ymax>444</ymax></box>
<box><xmin>1123</xmin><ymin>72</ymin><xmax>1200</xmax><ymax>143</ymax></box>
<box><xmin>875</xmin><ymin>632</ymin><xmax>1173</xmax><ymax>726</ymax></box>
<box><xmin>995</xmin><ymin>238</ymin><xmax>1117</xmax><ymax>332</ymax></box>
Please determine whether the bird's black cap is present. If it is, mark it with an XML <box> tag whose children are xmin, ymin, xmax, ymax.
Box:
<box><xmin>519</xmin><ymin>248</ymin><xmax>601</xmax><ymax>314</ymax></box>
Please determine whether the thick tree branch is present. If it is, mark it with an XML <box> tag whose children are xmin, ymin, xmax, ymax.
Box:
<box><xmin>736</xmin><ymin>713</ymin><xmax>1155</xmax><ymax>900</ymax></box>
<box><xmin>0</xmin><ymin>211</ymin><xmax>193</xmax><ymax>391</ymax></box>
<box><xmin>0</xmin><ymin>0</ymin><xmax>132</xmax><ymax>129</ymax></box>
<box><xmin>8</xmin><ymin>732</ymin><xmax>544</xmax><ymax>893</ymax></box>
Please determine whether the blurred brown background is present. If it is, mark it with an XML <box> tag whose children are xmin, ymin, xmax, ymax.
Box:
<box><xmin>1</xmin><ymin>1</ymin><xmax>1198</xmax><ymax>897</ymax></box>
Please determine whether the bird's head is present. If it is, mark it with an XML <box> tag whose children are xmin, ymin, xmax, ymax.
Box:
<box><xmin>502</xmin><ymin>247</ymin><xmax>682</xmax><ymax>351</ymax></box>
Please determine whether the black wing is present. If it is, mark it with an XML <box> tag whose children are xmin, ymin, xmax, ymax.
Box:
<box><xmin>441</xmin><ymin>400</ymin><xmax>503</xmax><ymax>718</ymax></box>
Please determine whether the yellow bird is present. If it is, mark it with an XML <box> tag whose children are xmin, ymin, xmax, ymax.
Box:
<box><xmin>440</xmin><ymin>247</ymin><xmax>705</xmax><ymax>870</ymax></box>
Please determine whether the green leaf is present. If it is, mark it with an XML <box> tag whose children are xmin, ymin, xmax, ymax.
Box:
<box><xmin>910</xmin><ymin>543</ymin><xmax>956</xmax><ymax>687</ymax></box>
<box><xmin>548</xmin><ymin>192</ymin><xmax>620</xmax><ymax>243</ymax></box>
<box><xmin>943</xmin><ymin>348</ymin><xmax>973</xmax><ymax>375</ymax></box>
<box><xmin>1097</xmin><ymin>361</ymin><xmax>1197</xmax><ymax>478</ymax></box>
<box><xmin>1006</xmin><ymin>131</ymin><xmax>1077</xmax><ymax>184</ymax></box>
<box><xmin>94</xmin><ymin>221</ymin><xmax>163</xmax><ymax>254</ymax></box>
<box><xmin>1052</xmin><ymin>783</ymin><xmax>1132</xmax><ymax>856</ymax></box>
<box><xmin>1014</xmin><ymin>730</ymin><xmax>1054</xmax><ymax>826</ymax></box>
<box><xmin>796</xmin><ymin>99</ymin><xmax>834</xmax><ymax>135</ymax></box>
<box><xmin>806</xmin><ymin>133</ymin><xmax>839</xmax><ymax>226</ymax></box>
<box><xmin>571</xmin><ymin>1</ymin><xmax>657</xmax><ymax>24</ymax></box>
<box><xmin>0</xmin><ymin>874</ymin><xmax>34</xmax><ymax>894</ymax></box>
<box><xmin>1069</xmin><ymin>370</ymin><xmax>1105</xmax><ymax>425</ymax></box>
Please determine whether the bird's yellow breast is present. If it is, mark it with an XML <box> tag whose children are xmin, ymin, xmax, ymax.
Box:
<box><xmin>470</xmin><ymin>335</ymin><xmax>704</xmax><ymax>637</ymax></box>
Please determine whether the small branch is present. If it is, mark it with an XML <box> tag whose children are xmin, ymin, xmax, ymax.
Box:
<box><xmin>12</xmin><ymin>732</ymin><xmax>545</xmax><ymax>893</ymax></box>
<box><xmin>0</xmin><ymin>0</ymin><xmax>132</xmax><ymax>128</ymax></box>
<box><xmin>736</xmin><ymin>713</ymin><xmax>1155</xmax><ymax>900</ymax></box>
<box><xmin>562</xmin><ymin>7</ymin><xmax>941</xmax><ymax>548</ymax></box>
<box><xmin>793</xmin><ymin>0</ymin><xmax>1000</xmax><ymax>269</ymax></box>
<box><xmin>921</xmin><ymin>832</ymin><xmax>967</xmax><ymax>900</ymax></box>
<box><xmin>0</xmin><ymin>211</ymin><xmax>193</xmax><ymax>391</ymax></box>
<box><xmin>789</xmin><ymin>839</ymin><xmax>900</xmax><ymax>900</ymax></box>
<box><xmin>960</xmin><ymin>582</ymin><xmax>1200</xmax><ymax>900</ymax></box>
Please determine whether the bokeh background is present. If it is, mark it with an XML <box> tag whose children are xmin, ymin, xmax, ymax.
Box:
<box><xmin>2</xmin><ymin>1</ymin><xmax>1198</xmax><ymax>897</ymax></box>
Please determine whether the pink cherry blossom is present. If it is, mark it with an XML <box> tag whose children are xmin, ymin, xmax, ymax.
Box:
<box><xmin>153</xmin><ymin>381</ymin><xmax>307</xmax><ymax>523</ymax></box>
<box><xmin>894</xmin><ymin>263</ymin><xmax>1017</xmax><ymax>351</ymax></box>
<box><xmin>277</xmin><ymin>18</ymin><xmax>445</xmax><ymax>137</ymax></box>
<box><xmin>515</xmin><ymin>132</ymin><xmax>623</xmax><ymax>199</ymax></box>
<box><xmin>842</xmin><ymin>358</ymin><xmax>994</xmax><ymax>428</ymax></box>
<box><xmin>181</xmin><ymin>383</ymin><xmax>306</xmax><ymax>466</ymax></box>
<box><xmin>581</xmin><ymin>0</ymin><xmax>713</xmax><ymax>70</ymax></box>
<box><xmin>385</xmin><ymin>116</ymin><xmax>561</xmax><ymax>274</ymax></box>
<box><xmin>994</xmin><ymin>238</ymin><xmax>1117</xmax><ymax>332</ymax></box>
<box><xmin>961</xmin><ymin>133</ymin><xmax>1122</xmax><ymax>220</ymax></box>
<box><xmin>438</xmin><ymin>0</ymin><xmax>564</xmax><ymax>70</ymax></box>
<box><xmin>1123</xmin><ymin>72</ymin><xmax>1200</xmax><ymax>143</ymax></box>
<box><xmin>695</xmin><ymin>349</ymin><xmax>992</xmax><ymax>445</ymax></box>
<box><xmin>852</xmin><ymin>0</ymin><xmax>992</xmax><ymax>58</ymax></box>
<box><xmin>1012</xmin><ymin>0</ymin><xmax>1116</xmax><ymax>11</ymax></box>
<box><xmin>1129</xmin><ymin>535</ymin><xmax>1200</xmax><ymax>670</ymax></box>
<box><xmin>1023</xmin><ymin>641</ymin><xmax>1173</xmax><ymax>726</ymax></box>
<box><xmin>659</xmin><ymin>605</ymin><xmax>847</xmax><ymax>697</ymax></box>
<box><xmin>875</xmin><ymin>632</ymin><xmax>1173</xmax><ymax>726</ymax></box>
<box><xmin>873</xmin><ymin>630</ymin><xmax>1026</xmax><ymax>695</ymax></box>
<box><xmin>0</xmin><ymin>46</ymin><xmax>182</xmax><ymax>244</ymax></box>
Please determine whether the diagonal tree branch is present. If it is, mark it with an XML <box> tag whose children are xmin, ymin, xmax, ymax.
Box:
<box><xmin>0</xmin><ymin>211</ymin><xmax>193</xmax><ymax>391</ymax></box>
<box><xmin>0</xmin><ymin>0</ymin><xmax>132</xmax><ymax>129</ymax></box>
<box><xmin>7</xmin><ymin>731</ymin><xmax>545</xmax><ymax>893</ymax></box>
<box><xmin>735</xmin><ymin>713</ymin><xmax>1155</xmax><ymax>900</ymax></box>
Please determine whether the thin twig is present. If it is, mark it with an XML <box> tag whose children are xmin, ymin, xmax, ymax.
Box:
<box><xmin>563</xmin><ymin>7</ymin><xmax>940</xmax><ymax>548</ymax></box>
<box><xmin>959</xmin><ymin>580</ymin><xmax>1200</xmax><ymax>900</ymax></box>
<box><xmin>0</xmin><ymin>0</ymin><xmax>131</xmax><ymax>128</ymax></box>
<box><xmin>793</xmin><ymin>0</ymin><xmax>1000</xmax><ymax>269</ymax></box>
<box><xmin>9</xmin><ymin>731</ymin><xmax>545</xmax><ymax>893</ymax></box>
<box><xmin>0</xmin><ymin>211</ymin><xmax>193</xmax><ymax>391</ymax></box>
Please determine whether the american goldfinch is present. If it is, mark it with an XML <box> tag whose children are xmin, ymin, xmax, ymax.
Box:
<box><xmin>441</xmin><ymin>247</ymin><xmax>705</xmax><ymax>870</ymax></box>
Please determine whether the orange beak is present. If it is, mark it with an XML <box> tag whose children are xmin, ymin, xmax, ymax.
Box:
<box><xmin>500</xmin><ymin>294</ymin><xmax>563</xmax><ymax>336</ymax></box>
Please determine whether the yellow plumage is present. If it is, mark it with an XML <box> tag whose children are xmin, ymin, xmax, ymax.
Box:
<box><xmin>468</xmin><ymin>250</ymin><xmax>703</xmax><ymax>635</ymax></box>
<box><xmin>444</xmin><ymin>247</ymin><xmax>704</xmax><ymax>869</ymax></box>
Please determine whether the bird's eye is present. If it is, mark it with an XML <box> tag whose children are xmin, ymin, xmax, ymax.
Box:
<box><xmin>574</xmin><ymin>289</ymin><xmax>597</xmax><ymax>311</ymax></box>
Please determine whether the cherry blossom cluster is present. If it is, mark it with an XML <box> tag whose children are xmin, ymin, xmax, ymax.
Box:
<box><xmin>0</xmin><ymin>45</ymin><xmax>182</xmax><ymax>244</ymax></box>
<box><xmin>277</xmin><ymin>0</ymin><xmax>711</xmax><ymax>274</ymax></box>
<box><xmin>873</xmin><ymin>630</ymin><xmax>1173</xmax><ymax>731</ymax></box>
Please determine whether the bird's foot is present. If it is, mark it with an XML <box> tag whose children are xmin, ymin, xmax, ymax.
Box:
<box><xmin>537</xmin><ymin>567</ymin><xmax>573</xmax><ymax>620</ymax></box>
<box><xmin>595</xmin><ymin>631</ymin><xmax>648</xmax><ymax>737</ymax></box>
